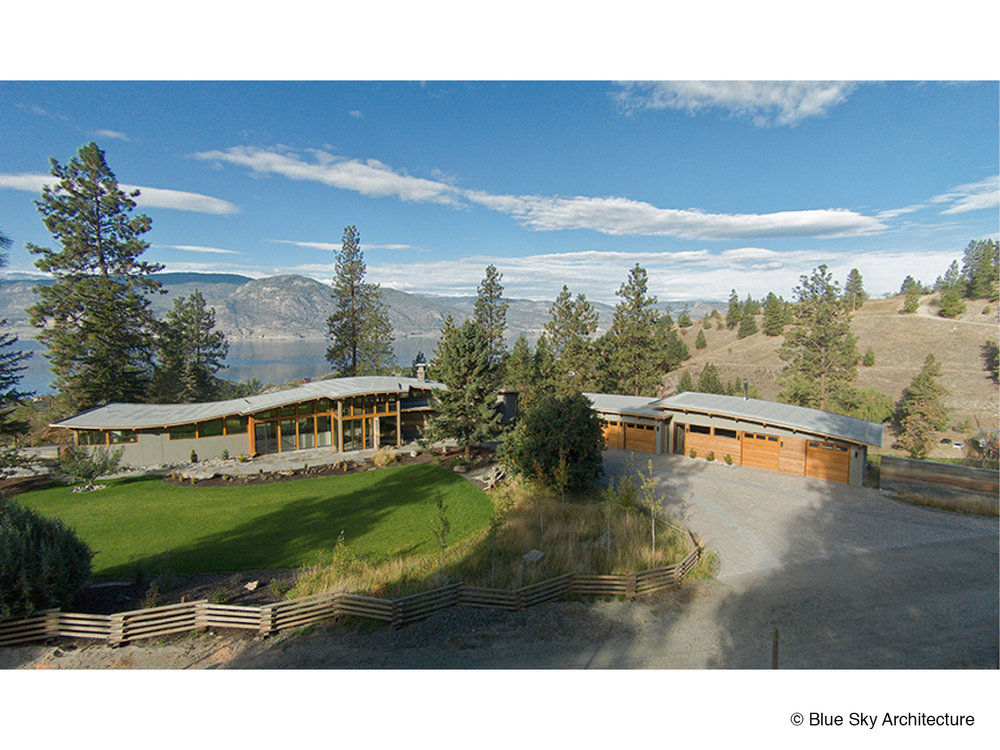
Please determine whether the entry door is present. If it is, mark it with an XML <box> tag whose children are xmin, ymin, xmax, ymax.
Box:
<box><xmin>254</xmin><ymin>421</ymin><xmax>278</xmax><ymax>455</ymax></box>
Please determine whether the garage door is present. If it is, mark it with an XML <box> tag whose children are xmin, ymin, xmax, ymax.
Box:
<box><xmin>601</xmin><ymin>420</ymin><xmax>624</xmax><ymax>449</ymax></box>
<box><xmin>805</xmin><ymin>441</ymin><xmax>850</xmax><ymax>484</ymax></box>
<box><xmin>742</xmin><ymin>432</ymin><xmax>780</xmax><ymax>471</ymax></box>
<box><xmin>624</xmin><ymin>423</ymin><xmax>656</xmax><ymax>453</ymax></box>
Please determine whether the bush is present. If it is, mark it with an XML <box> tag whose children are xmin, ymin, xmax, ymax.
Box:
<box><xmin>724</xmin><ymin>454</ymin><xmax>733</xmax><ymax>465</ymax></box>
<box><xmin>689</xmin><ymin>448</ymin><xmax>697</xmax><ymax>459</ymax></box>
<box><xmin>862</xmin><ymin>348</ymin><xmax>876</xmax><ymax>367</ymax></box>
<box><xmin>372</xmin><ymin>447</ymin><xmax>397</xmax><ymax>468</ymax></box>
<box><xmin>59</xmin><ymin>444</ymin><xmax>122</xmax><ymax>490</ymax></box>
<box><xmin>220</xmin><ymin>449</ymin><xmax>230</xmax><ymax>461</ymax></box>
<box><xmin>0</xmin><ymin>500</ymin><xmax>93</xmax><ymax>619</ymax></box>
<box><xmin>190</xmin><ymin>449</ymin><xmax>199</xmax><ymax>464</ymax></box>
<box><xmin>499</xmin><ymin>392</ymin><xmax>604</xmax><ymax>492</ymax></box>
<box><xmin>706</xmin><ymin>451</ymin><xmax>716</xmax><ymax>462</ymax></box>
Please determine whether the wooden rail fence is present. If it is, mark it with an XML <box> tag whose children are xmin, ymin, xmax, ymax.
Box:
<box><xmin>0</xmin><ymin>540</ymin><xmax>701</xmax><ymax>648</ymax></box>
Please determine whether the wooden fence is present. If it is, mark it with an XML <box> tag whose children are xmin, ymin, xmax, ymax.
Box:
<box><xmin>0</xmin><ymin>541</ymin><xmax>701</xmax><ymax>648</ymax></box>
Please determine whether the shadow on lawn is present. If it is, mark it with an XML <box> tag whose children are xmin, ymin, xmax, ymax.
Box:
<box><xmin>101</xmin><ymin>465</ymin><xmax>482</xmax><ymax>579</ymax></box>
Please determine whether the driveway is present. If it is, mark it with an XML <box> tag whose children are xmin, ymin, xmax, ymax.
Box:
<box><xmin>602</xmin><ymin>449</ymin><xmax>998</xmax><ymax>579</ymax></box>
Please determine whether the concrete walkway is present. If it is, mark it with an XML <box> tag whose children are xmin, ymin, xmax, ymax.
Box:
<box><xmin>603</xmin><ymin>449</ymin><xmax>998</xmax><ymax>579</ymax></box>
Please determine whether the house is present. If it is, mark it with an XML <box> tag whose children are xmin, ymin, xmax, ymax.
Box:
<box><xmin>51</xmin><ymin>375</ymin><xmax>445</xmax><ymax>466</ymax></box>
<box><xmin>586</xmin><ymin>391</ymin><xmax>884</xmax><ymax>486</ymax></box>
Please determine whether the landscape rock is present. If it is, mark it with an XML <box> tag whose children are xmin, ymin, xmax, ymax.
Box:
<box><xmin>523</xmin><ymin>549</ymin><xmax>544</xmax><ymax>565</ymax></box>
<box><xmin>244</xmin><ymin>580</ymin><xmax>258</xmax><ymax>591</ymax></box>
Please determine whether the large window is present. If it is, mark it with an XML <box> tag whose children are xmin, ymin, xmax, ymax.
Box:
<box><xmin>279</xmin><ymin>419</ymin><xmax>296</xmax><ymax>451</ymax></box>
<box><xmin>715</xmin><ymin>427</ymin><xmax>738</xmax><ymax>439</ymax></box>
<box><xmin>108</xmin><ymin>429</ymin><xmax>136</xmax><ymax>444</ymax></box>
<box><xmin>169</xmin><ymin>423</ymin><xmax>197</xmax><ymax>440</ymax></box>
<box><xmin>316</xmin><ymin>415</ymin><xmax>333</xmax><ymax>447</ymax></box>
<box><xmin>78</xmin><ymin>430</ymin><xmax>106</xmax><ymax>446</ymax></box>
<box><xmin>688</xmin><ymin>424</ymin><xmax>711</xmax><ymax>435</ymax></box>
<box><xmin>298</xmin><ymin>417</ymin><xmax>315</xmax><ymax>449</ymax></box>
<box><xmin>225</xmin><ymin>415</ymin><xmax>248</xmax><ymax>434</ymax></box>
<box><xmin>198</xmin><ymin>419</ymin><xmax>224</xmax><ymax>437</ymax></box>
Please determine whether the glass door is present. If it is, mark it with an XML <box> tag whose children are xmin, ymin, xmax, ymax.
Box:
<box><xmin>254</xmin><ymin>421</ymin><xmax>278</xmax><ymax>455</ymax></box>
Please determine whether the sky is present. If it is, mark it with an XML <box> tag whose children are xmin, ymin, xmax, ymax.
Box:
<box><xmin>1</xmin><ymin>80</ymin><xmax>997</xmax><ymax>304</ymax></box>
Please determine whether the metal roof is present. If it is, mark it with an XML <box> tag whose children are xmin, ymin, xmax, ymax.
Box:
<box><xmin>651</xmin><ymin>392</ymin><xmax>884</xmax><ymax>447</ymax></box>
<box><xmin>52</xmin><ymin>376</ymin><xmax>445</xmax><ymax>430</ymax></box>
<box><xmin>584</xmin><ymin>393</ymin><xmax>667</xmax><ymax>420</ymax></box>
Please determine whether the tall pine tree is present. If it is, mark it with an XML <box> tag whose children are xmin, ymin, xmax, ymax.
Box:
<box><xmin>149</xmin><ymin>290</ymin><xmax>229</xmax><ymax>403</ymax></box>
<box><xmin>605</xmin><ymin>264</ymin><xmax>661</xmax><ymax>396</ymax></box>
<box><xmin>1</xmin><ymin>230</ymin><xmax>32</xmax><ymax>466</ymax></box>
<box><xmin>545</xmin><ymin>285</ymin><xmax>598</xmax><ymax>393</ymax></box>
<box><xmin>473</xmin><ymin>264</ymin><xmax>509</xmax><ymax>373</ymax></box>
<box><xmin>725</xmin><ymin>289</ymin><xmax>742</xmax><ymax>329</ymax></box>
<box><xmin>761</xmin><ymin>292</ymin><xmax>786</xmax><ymax>336</ymax></box>
<box><xmin>778</xmin><ymin>265</ymin><xmax>859</xmax><ymax>411</ymax></box>
<box><xmin>326</xmin><ymin>225</ymin><xmax>394</xmax><ymax>376</ymax></box>
<box><xmin>843</xmin><ymin>268</ymin><xmax>867</xmax><ymax>310</ymax></box>
<box><xmin>893</xmin><ymin>354</ymin><xmax>948</xmax><ymax>458</ymax></box>
<box><xmin>961</xmin><ymin>239</ymin><xmax>999</xmax><ymax>300</ymax></box>
<box><xmin>27</xmin><ymin>142</ymin><xmax>163</xmax><ymax>412</ymax></box>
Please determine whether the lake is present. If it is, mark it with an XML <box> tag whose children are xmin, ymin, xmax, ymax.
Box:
<box><xmin>12</xmin><ymin>336</ymin><xmax>441</xmax><ymax>395</ymax></box>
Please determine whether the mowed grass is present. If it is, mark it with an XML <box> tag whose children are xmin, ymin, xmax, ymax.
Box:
<box><xmin>12</xmin><ymin>464</ymin><xmax>493</xmax><ymax>578</ymax></box>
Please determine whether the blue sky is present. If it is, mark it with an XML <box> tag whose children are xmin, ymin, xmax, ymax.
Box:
<box><xmin>1</xmin><ymin>81</ymin><xmax>997</xmax><ymax>303</ymax></box>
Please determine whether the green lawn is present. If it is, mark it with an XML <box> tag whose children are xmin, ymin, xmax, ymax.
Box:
<box><xmin>12</xmin><ymin>464</ymin><xmax>493</xmax><ymax>578</ymax></box>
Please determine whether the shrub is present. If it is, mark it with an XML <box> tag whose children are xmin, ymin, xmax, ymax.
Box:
<box><xmin>862</xmin><ymin>348</ymin><xmax>876</xmax><ymax>367</ymax></box>
<box><xmin>724</xmin><ymin>454</ymin><xmax>733</xmax><ymax>465</ymax></box>
<box><xmin>689</xmin><ymin>448</ymin><xmax>697</xmax><ymax>459</ymax></box>
<box><xmin>190</xmin><ymin>449</ymin><xmax>199</xmax><ymax>464</ymax></box>
<box><xmin>499</xmin><ymin>392</ymin><xmax>604</xmax><ymax>492</ymax></box>
<box><xmin>59</xmin><ymin>444</ymin><xmax>122</xmax><ymax>490</ymax></box>
<box><xmin>0</xmin><ymin>500</ymin><xmax>93</xmax><ymax>619</ymax></box>
<box><xmin>237</xmin><ymin>453</ymin><xmax>249</xmax><ymax>463</ymax></box>
<box><xmin>706</xmin><ymin>451</ymin><xmax>716</xmax><ymax>462</ymax></box>
<box><xmin>372</xmin><ymin>447</ymin><xmax>397</xmax><ymax>468</ymax></box>
<box><xmin>220</xmin><ymin>449</ymin><xmax>230</xmax><ymax>461</ymax></box>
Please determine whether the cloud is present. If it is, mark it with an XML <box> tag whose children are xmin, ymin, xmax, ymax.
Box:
<box><xmin>270</xmin><ymin>239</ymin><xmax>422</xmax><ymax>252</ymax></box>
<box><xmin>194</xmin><ymin>146</ymin><xmax>462</xmax><ymax>205</ymax></box>
<box><xmin>930</xmin><ymin>175</ymin><xmax>999</xmax><ymax>214</ymax></box>
<box><xmin>155</xmin><ymin>244</ymin><xmax>243</xmax><ymax>255</ymax></box>
<box><xmin>92</xmin><ymin>129</ymin><xmax>131</xmax><ymax>141</ymax></box>
<box><xmin>614</xmin><ymin>81</ymin><xmax>856</xmax><ymax>127</ymax></box>
<box><xmin>349</xmin><ymin>110</ymin><xmax>364</xmax><ymax>119</ymax></box>
<box><xmin>0</xmin><ymin>172</ymin><xmax>239</xmax><ymax>215</ymax></box>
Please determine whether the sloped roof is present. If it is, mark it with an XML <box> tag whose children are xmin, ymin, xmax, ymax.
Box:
<box><xmin>52</xmin><ymin>376</ymin><xmax>445</xmax><ymax>430</ymax></box>
<box><xmin>651</xmin><ymin>392</ymin><xmax>884</xmax><ymax>447</ymax></box>
<box><xmin>584</xmin><ymin>393</ymin><xmax>666</xmax><ymax>420</ymax></box>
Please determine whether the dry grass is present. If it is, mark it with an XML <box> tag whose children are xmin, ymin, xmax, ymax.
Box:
<box><xmin>289</xmin><ymin>477</ymin><xmax>693</xmax><ymax>599</ymax></box>
<box><xmin>892</xmin><ymin>491</ymin><xmax>998</xmax><ymax>518</ymax></box>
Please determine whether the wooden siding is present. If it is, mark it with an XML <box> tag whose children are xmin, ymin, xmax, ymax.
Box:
<box><xmin>805</xmin><ymin>440</ymin><xmax>850</xmax><ymax>484</ymax></box>
<box><xmin>684</xmin><ymin>425</ymin><xmax>740</xmax><ymax>462</ymax></box>
<box><xmin>778</xmin><ymin>436</ymin><xmax>807</xmax><ymax>476</ymax></box>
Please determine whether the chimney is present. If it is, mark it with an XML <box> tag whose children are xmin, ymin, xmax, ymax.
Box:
<box><xmin>416</xmin><ymin>362</ymin><xmax>426</xmax><ymax>382</ymax></box>
<box><xmin>743</xmin><ymin>379</ymin><xmax>748</xmax><ymax>400</ymax></box>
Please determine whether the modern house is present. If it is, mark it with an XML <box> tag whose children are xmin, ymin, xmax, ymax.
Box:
<box><xmin>586</xmin><ymin>391</ymin><xmax>884</xmax><ymax>486</ymax></box>
<box><xmin>52</xmin><ymin>375</ymin><xmax>444</xmax><ymax>466</ymax></box>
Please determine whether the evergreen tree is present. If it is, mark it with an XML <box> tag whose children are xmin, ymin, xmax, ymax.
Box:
<box><xmin>862</xmin><ymin>347</ymin><xmax>876</xmax><ymax>367</ymax></box>
<box><xmin>843</xmin><ymin>268</ymin><xmax>867</xmax><ymax>310</ymax></box>
<box><xmin>762</xmin><ymin>292</ymin><xmax>786</xmax><ymax>336</ymax></box>
<box><xmin>532</xmin><ymin>333</ymin><xmax>558</xmax><ymax>398</ymax></box>
<box><xmin>831</xmin><ymin>385</ymin><xmax>894</xmax><ymax>423</ymax></box>
<box><xmin>656</xmin><ymin>316</ymin><xmax>690</xmax><ymax>372</ymax></box>
<box><xmin>423</xmin><ymin>318</ymin><xmax>501</xmax><ymax>461</ymax></box>
<box><xmin>473</xmin><ymin>264</ymin><xmax>509</xmax><ymax>373</ymax></box>
<box><xmin>893</xmin><ymin>354</ymin><xmax>949</xmax><ymax>459</ymax></box>
<box><xmin>934</xmin><ymin>260</ymin><xmax>962</xmax><ymax>293</ymax></box>
<box><xmin>742</xmin><ymin>294</ymin><xmax>760</xmax><ymax>317</ymax></box>
<box><xmin>695</xmin><ymin>363</ymin><xmax>725</xmax><ymax>394</ymax></box>
<box><xmin>26</xmin><ymin>142</ymin><xmax>163</xmax><ymax>412</ymax></box>
<box><xmin>326</xmin><ymin>225</ymin><xmax>393</xmax><ymax>376</ymax></box>
<box><xmin>695</xmin><ymin>328</ymin><xmax>707</xmax><ymax>349</ymax></box>
<box><xmin>503</xmin><ymin>334</ymin><xmax>538</xmax><ymax>406</ymax></box>
<box><xmin>902</xmin><ymin>283</ymin><xmax>921</xmax><ymax>314</ymax></box>
<box><xmin>938</xmin><ymin>286</ymin><xmax>967</xmax><ymax>318</ymax></box>
<box><xmin>676</xmin><ymin>371</ymin><xmax>694</xmax><ymax>393</ymax></box>
<box><xmin>410</xmin><ymin>350</ymin><xmax>427</xmax><ymax>378</ymax></box>
<box><xmin>545</xmin><ymin>285</ymin><xmax>598</xmax><ymax>393</ymax></box>
<box><xmin>677</xmin><ymin>312</ymin><xmax>693</xmax><ymax>328</ymax></box>
<box><xmin>1</xmin><ymin>230</ymin><xmax>32</xmax><ymax>471</ymax></box>
<box><xmin>149</xmin><ymin>290</ymin><xmax>229</xmax><ymax>403</ymax></box>
<box><xmin>737</xmin><ymin>311</ymin><xmax>758</xmax><ymax>339</ymax></box>
<box><xmin>961</xmin><ymin>239</ymin><xmax>999</xmax><ymax>300</ymax></box>
<box><xmin>605</xmin><ymin>264</ymin><xmax>661</xmax><ymax>396</ymax></box>
<box><xmin>778</xmin><ymin>265</ymin><xmax>859</xmax><ymax>411</ymax></box>
<box><xmin>725</xmin><ymin>289</ymin><xmax>742</xmax><ymax>329</ymax></box>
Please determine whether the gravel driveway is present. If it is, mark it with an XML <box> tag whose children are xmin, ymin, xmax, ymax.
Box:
<box><xmin>602</xmin><ymin>449</ymin><xmax>998</xmax><ymax>579</ymax></box>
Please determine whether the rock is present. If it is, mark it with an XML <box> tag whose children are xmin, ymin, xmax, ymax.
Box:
<box><xmin>244</xmin><ymin>580</ymin><xmax>259</xmax><ymax>591</ymax></box>
<box><xmin>595</xmin><ymin>531</ymin><xmax>612</xmax><ymax>550</ymax></box>
<box><xmin>523</xmin><ymin>549</ymin><xmax>544</xmax><ymax>565</ymax></box>
<box><xmin>453</xmin><ymin>464</ymin><xmax>468</xmax><ymax>473</ymax></box>
<box><xmin>410</xmin><ymin>451</ymin><xmax>418</xmax><ymax>458</ymax></box>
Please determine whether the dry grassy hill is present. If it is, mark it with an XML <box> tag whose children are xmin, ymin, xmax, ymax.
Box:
<box><xmin>665</xmin><ymin>294</ymin><xmax>999</xmax><ymax>457</ymax></box>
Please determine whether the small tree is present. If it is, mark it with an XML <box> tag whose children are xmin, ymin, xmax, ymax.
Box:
<box><xmin>893</xmin><ymin>354</ymin><xmax>948</xmax><ymax>458</ymax></box>
<box><xmin>902</xmin><ymin>284</ymin><xmax>921</xmax><ymax>314</ymax></box>
<box><xmin>862</xmin><ymin>347</ymin><xmax>876</xmax><ymax>367</ymax></box>
<box><xmin>938</xmin><ymin>286</ymin><xmax>967</xmax><ymax>318</ymax></box>
<box><xmin>725</xmin><ymin>289</ymin><xmax>742</xmax><ymax>330</ymax></box>
<box><xmin>695</xmin><ymin>363</ymin><xmax>725</xmax><ymax>394</ymax></box>
<box><xmin>737</xmin><ymin>312</ymin><xmax>758</xmax><ymax>339</ymax></box>
<box><xmin>637</xmin><ymin>460</ymin><xmax>662</xmax><ymax>554</ymax></box>
<box><xmin>430</xmin><ymin>491</ymin><xmax>451</xmax><ymax>572</ymax></box>
<box><xmin>676</xmin><ymin>371</ymin><xmax>694</xmax><ymax>393</ymax></box>
<box><xmin>59</xmin><ymin>444</ymin><xmax>122</xmax><ymax>490</ymax></box>
<box><xmin>677</xmin><ymin>312</ymin><xmax>693</xmax><ymax>328</ymax></box>
<box><xmin>695</xmin><ymin>329</ymin><xmax>707</xmax><ymax>350</ymax></box>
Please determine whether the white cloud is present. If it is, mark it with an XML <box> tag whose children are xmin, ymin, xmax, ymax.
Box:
<box><xmin>92</xmin><ymin>129</ymin><xmax>131</xmax><ymax>141</ymax></box>
<box><xmin>156</xmin><ymin>244</ymin><xmax>243</xmax><ymax>255</ymax></box>
<box><xmin>614</xmin><ymin>82</ymin><xmax>857</xmax><ymax>127</ymax></box>
<box><xmin>349</xmin><ymin>110</ymin><xmax>364</xmax><ymax>119</ymax></box>
<box><xmin>930</xmin><ymin>175</ymin><xmax>999</xmax><ymax>214</ymax></box>
<box><xmin>0</xmin><ymin>172</ymin><xmax>239</xmax><ymax>215</ymax></box>
<box><xmin>194</xmin><ymin>146</ymin><xmax>461</xmax><ymax>205</ymax></box>
<box><xmin>270</xmin><ymin>239</ymin><xmax>422</xmax><ymax>252</ymax></box>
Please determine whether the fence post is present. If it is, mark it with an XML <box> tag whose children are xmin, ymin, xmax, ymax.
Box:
<box><xmin>259</xmin><ymin>605</ymin><xmax>275</xmax><ymax>637</ymax></box>
<box><xmin>626</xmin><ymin>572</ymin><xmax>637</xmax><ymax>600</ymax></box>
<box><xmin>109</xmin><ymin>613</ymin><xmax>125</xmax><ymax>647</ymax></box>
<box><xmin>391</xmin><ymin>601</ymin><xmax>403</xmax><ymax>629</ymax></box>
<box><xmin>45</xmin><ymin>610</ymin><xmax>60</xmax><ymax>640</ymax></box>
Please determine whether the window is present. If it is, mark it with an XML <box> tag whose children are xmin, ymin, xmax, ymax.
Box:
<box><xmin>198</xmin><ymin>419</ymin><xmax>224</xmax><ymax>437</ymax></box>
<box><xmin>78</xmin><ymin>430</ymin><xmax>105</xmax><ymax>446</ymax></box>
<box><xmin>255</xmin><ymin>409</ymin><xmax>277</xmax><ymax>420</ymax></box>
<box><xmin>318</xmin><ymin>398</ymin><xmax>332</xmax><ymax>413</ymax></box>
<box><xmin>169</xmin><ymin>423</ymin><xmax>197</xmax><ymax>440</ymax></box>
<box><xmin>279</xmin><ymin>405</ymin><xmax>296</xmax><ymax>417</ymax></box>
<box><xmin>316</xmin><ymin>415</ymin><xmax>333</xmax><ymax>447</ymax></box>
<box><xmin>298</xmin><ymin>400</ymin><xmax>316</xmax><ymax>415</ymax></box>
<box><xmin>767</xmin><ymin>436</ymin><xmax>778</xmax><ymax>442</ymax></box>
<box><xmin>279</xmin><ymin>419</ymin><xmax>296</xmax><ymax>451</ymax></box>
<box><xmin>714</xmin><ymin>428</ymin><xmax>738</xmax><ymax>439</ymax></box>
<box><xmin>688</xmin><ymin>424</ymin><xmax>711</xmax><ymax>435</ymax></box>
<box><xmin>225</xmin><ymin>415</ymin><xmax>248</xmax><ymax>434</ymax></box>
<box><xmin>298</xmin><ymin>417</ymin><xmax>315</xmax><ymax>449</ymax></box>
<box><xmin>108</xmin><ymin>430</ymin><xmax>136</xmax><ymax>444</ymax></box>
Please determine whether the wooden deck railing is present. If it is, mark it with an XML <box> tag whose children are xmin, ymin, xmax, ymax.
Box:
<box><xmin>0</xmin><ymin>538</ymin><xmax>701</xmax><ymax>648</ymax></box>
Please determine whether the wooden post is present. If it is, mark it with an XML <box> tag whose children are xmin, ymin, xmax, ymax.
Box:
<box><xmin>45</xmin><ymin>609</ymin><xmax>60</xmax><ymax>640</ymax></box>
<box><xmin>337</xmin><ymin>401</ymin><xmax>343</xmax><ymax>452</ymax></box>
<box><xmin>109</xmin><ymin>613</ymin><xmax>125</xmax><ymax>647</ymax></box>
<box><xmin>259</xmin><ymin>605</ymin><xmax>275</xmax><ymax>637</ymax></box>
<box><xmin>772</xmin><ymin>628</ymin><xmax>779</xmax><ymax>669</ymax></box>
<box><xmin>396</xmin><ymin>400</ymin><xmax>402</xmax><ymax>448</ymax></box>
<box><xmin>248</xmin><ymin>416</ymin><xmax>255</xmax><ymax>457</ymax></box>
<box><xmin>626</xmin><ymin>572</ymin><xmax>637</xmax><ymax>600</ymax></box>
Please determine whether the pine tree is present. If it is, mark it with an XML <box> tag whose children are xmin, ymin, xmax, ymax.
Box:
<box><xmin>934</xmin><ymin>260</ymin><xmax>962</xmax><ymax>293</ymax></box>
<box><xmin>26</xmin><ymin>142</ymin><xmax>163</xmax><ymax>412</ymax></box>
<box><xmin>326</xmin><ymin>225</ymin><xmax>393</xmax><ymax>376</ymax></box>
<box><xmin>894</xmin><ymin>354</ymin><xmax>948</xmax><ymax>458</ymax></box>
<box><xmin>843</xmin><ymin>268</ymin><xmax>867</xmax><ymax>310</ymax></box>
<box><xmin>656</xmin><ymin>316</ymin><xmax>690</xmax><ymax>372</ymax></box>
<box><xmin>423</xmin><ymin>318</ymin><xmax>502</xmax><ymax>460</ymax></box>
<box><xmin>503</xmin><ymin>334</ymin><xmax>538</xmax><ymax>406</ymax></box>
<box><xmin>725</xmin><ymin>289</ymin><xmax>742</xmax><ymax>330</ymax></box>
<box><xmin>778</xmin><ymin>265</ymin><xmax>859</xmax><ymax>411</ymax></box>
<box><xmin>677</xmin><ymin>312</ymin><xmax>693</xmax><ymax>328</ymax></box>
<box><xmin>695</xmin><ymin>328</ymin><xmax>707</xmax><ymax>349</ymax></box>
<box><xmin>1</xmin><ymin>230</ymin><xmax>32</xmax><ymax>467</ymax></box>
<box><xmin>676</xmin><ymin>371</ymin><xmax>694</xmax><ymax>393</ymax></box>
<box><xmin>902</xmin><ymin>283</ymin><xmax>921</xmax><ymax>314</ymax></box>
<box><xmin>473</xmin><ymin>264</ymin><xmax>508</xmax><ymax>374</ymax></box>
<box><xmin>761</xmin><ymin>292</ymin><xmax>786</xmax><ymax>336</ymax></box>
<box><xmin>938</xmin><ymin>286</ymin><xmax>967</xmax><ymax>318</ymax></box>
<box><xmin>605</xmin><ymin>264</ymin><xmax>661</xmax><ymax>396</ymax></box>
<box><xmin>532</xmin><ymin>333</ymin><xmax>558</xmax><ymax>399</ymax></box>
<box><xmin>695</xmin><ymin>363</ymin><xmax>725</xmax><ymax>394</ymax></box>
<box><xmin>742</xmin><ymin>294</ymin><xmax>760</xmax><ymax>317</ymax></box>
<box><xmin>862</xmin><ymin>347</ymin><xmax>876</xmax><ymax>367</ymax></box>
<box><xmin>961</xmin><ymin>239</ymin><xmax>999</xmax><ymax>300</ymax></box>
<box><xmin>149</xmin><ymin>290</ymin><xmax>229</xmax><ymax>403</ymax></box>
<box><xmin>737</xmin><ymin>311</ymin><xmax>758</xmax><ymax>339</ymax></box>
<box><xmin>545</xmin><ymin>285</ymin><xmax>598</xmax><ymax>393</ymax></box>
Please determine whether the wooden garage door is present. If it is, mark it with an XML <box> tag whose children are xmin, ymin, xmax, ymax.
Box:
<box><xmin>805</xmin><ymin>440</ymin><xmax>850</xmax><ymax>484</ymax></box>
<box><xmin>741</xmin><ymin>432</ymin><xmax>780</xmax><ymax>471</ymax></box>
<box><xmin>601</xmin><ymin>420</ymin><xmax>624</xmax><ymax>450</ymax></box>
<box><xmin>624</xmin><ymin>423</ymin><xmax>656</xmax><ymax>453</ymax></box>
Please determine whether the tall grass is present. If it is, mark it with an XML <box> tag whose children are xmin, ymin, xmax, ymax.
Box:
<box><xmin>290</xmin><ymin>477</ymin><xmax>693</xmax><ymax>599</ymax></box>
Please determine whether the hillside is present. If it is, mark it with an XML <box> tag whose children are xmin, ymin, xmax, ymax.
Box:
<box><xmin>664</xmin><ymin>294</ymin><xmax>1000</xmax><ymax>456</ymax></box>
